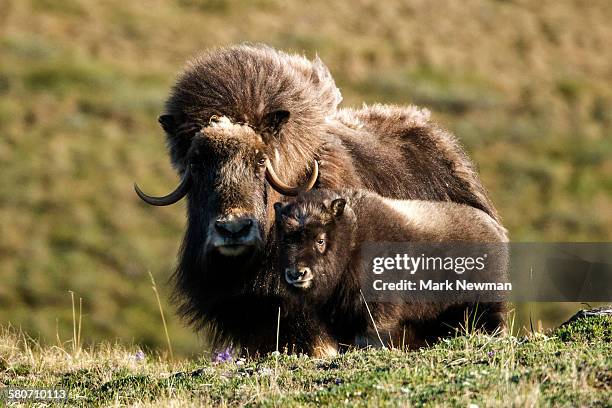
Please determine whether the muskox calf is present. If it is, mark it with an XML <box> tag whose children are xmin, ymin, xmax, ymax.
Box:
<box><xmin>274</xmin><ymin>189</ymin><xmax>508</xmax><ymax>356</ymax></box>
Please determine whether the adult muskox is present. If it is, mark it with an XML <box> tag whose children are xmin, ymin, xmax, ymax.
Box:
<box><xmin>135</xmin><ymin>44</ymin><xmax>502</xmax><ymax>354</ymax></box>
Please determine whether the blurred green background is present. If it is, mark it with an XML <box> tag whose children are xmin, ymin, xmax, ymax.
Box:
<box><xmin>1</xmin><ymin>0</ymin><xmax>610</xmax><ymax>357</ymax></box>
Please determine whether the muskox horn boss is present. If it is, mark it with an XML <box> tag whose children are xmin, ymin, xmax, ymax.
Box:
<box><xmin>265</xmin><ymin>159</ymin><xmax>318</xmax><ymax>196</ymax></box>
<box><xmin>134</xmin><ymin>172</ymin><xmax>192</xmax><ymax>206</ymax></box>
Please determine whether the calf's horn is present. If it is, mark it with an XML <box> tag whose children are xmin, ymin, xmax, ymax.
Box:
<box><xmin>134</xmin><ymin>172</ymin><xmax>192</xmax><ymax>206</ymax></box>
<box><xmin>265</xmin><ymin>159</ymin><xmax>318</xmax><ymax>196</ymax></box>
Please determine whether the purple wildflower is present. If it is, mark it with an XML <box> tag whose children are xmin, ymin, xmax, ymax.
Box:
<box><xmin>134</xmin><ymin>350</ymin><xmax>145</xmax><ymax>361</ymax></box>
<box><xmin>488</xmin><ymin>351</ymin><xmax>495</xmax><ymax>358</ymax></box>
<box><xmin>214</xmin><ymin>347</ymin><xmax>233</xmax><ymax>363</ymax></box>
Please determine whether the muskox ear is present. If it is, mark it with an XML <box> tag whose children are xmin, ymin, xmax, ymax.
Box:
<box><xmin>330</xmin><ymin>198</ymin><xmax>346</xmax><ymax>217</ymax></box>
<box><xmin>274</xmin><ymin>202</ymin><xmax>283</xmax><ymax>216</ymax></box>
<box><xmin>158</xmin><ymin>114</ymin><xmax>178</xmax><ymax>134</ymax></box>
<box><xmin>263</xmin><ymin>110</ymin><xmax>290</xmax><ymax>135</ymax></box>
<box><xmin>274</xmin><ymin>202</ymin><xmax>284</xmax><ymax>226</ymax></box>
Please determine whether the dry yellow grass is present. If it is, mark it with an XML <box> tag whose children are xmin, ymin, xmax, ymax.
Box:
<box><xmin>1</xmin><ymin>316</ymin><xmax>610</xmax><ymax>406</ymax></box>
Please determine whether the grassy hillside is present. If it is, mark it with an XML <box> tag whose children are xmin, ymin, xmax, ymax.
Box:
<box><xmin>1</xmin><ymin>316</ymin><xmax>610</xmax><ymax>406</ymax></box>
<box><xmin>1</xmin><ymin>0</ymin><xmax>611</xmax><ymax>355</ymax></box>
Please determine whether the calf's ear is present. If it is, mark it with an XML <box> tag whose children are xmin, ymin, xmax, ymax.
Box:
<box><xmin>330</xmin><ymin>198</ymin><xmax>346</xmax><ymax>217</ymax></box>
<box><xmin>263</xmin><ymin>110</ymin><xmax>290</xmax><ymax>135</ymax></box>
<box><xmin>273</xmin><ymin>202</ymin><xmax>283</xmax><ymax>217</ymax></box>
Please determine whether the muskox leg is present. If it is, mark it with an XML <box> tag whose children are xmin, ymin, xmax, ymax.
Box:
<box><xmin>274</xmin><ymin>308</ymin><xmax>339</xmax><ymax>357</ymax></box>
<box><xmin>478</xmin><ymin>301</ymin><xmax>508</xmax><ymax>334</ymax></box>
<box><xmin>424</xmin><ymin>302</ymin><xmax>507</xmax><ymax>341</ymax></box>
<box><xmin>312</xmin><ymin>335</ymin><xmax>339</xmax><ymax>358</ymax></box>
<box><xmin>397</xmin><ymin>302</ymin><xmax>507</xmax><ymax>348</ymax></box>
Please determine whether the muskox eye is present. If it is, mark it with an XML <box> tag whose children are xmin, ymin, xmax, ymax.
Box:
<box><xmin>258</xmin><ymin>157</ymin><xmax>266</xmax><ymax>167</ymax></box>
<box><xmin>316</xmin><ymin>239</ymin><xmax>326</xmax><ymax>252</ymax></box>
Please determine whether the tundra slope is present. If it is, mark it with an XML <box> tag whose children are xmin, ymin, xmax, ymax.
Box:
<box><xmin>275</xmin><ymin>189</ymin><xmax>508</xmax><ymax>356</ymax></box>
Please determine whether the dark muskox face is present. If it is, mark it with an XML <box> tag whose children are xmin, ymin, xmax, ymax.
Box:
<box><xmin>135</xmin><ymin>114</ymin><xmax>319</xmax><ymax>263</ymax></box>
<box><xmin>274</xmin><ymin>196</ymin><xmax>348</xmax><ymax>297</ymax></box>
<box><xmin>187</xmin><ymin>121</ymin><xmax>270</xmax><ymax>259</ymax></box>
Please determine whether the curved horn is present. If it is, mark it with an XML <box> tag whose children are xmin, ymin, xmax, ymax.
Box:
<box><xmin>134</xmin><ymin>172</ymin><xmax>192</xmax><ymax>206</ymax></box>
<box><xmin>265</xmin><ymin>159</ymin><xmax>318</xmax><ymax>197</ymax></box>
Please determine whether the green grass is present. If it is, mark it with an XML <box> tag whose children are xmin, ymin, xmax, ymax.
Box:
<box><xmin>1</xmin><ymin>316</ymin><xmax>610</xmax><ymax>406</ymax></box>
<box><xmin>1</xmin><ymin>0</ymin><xmax>611</xmax><ymax>355</ymax></box>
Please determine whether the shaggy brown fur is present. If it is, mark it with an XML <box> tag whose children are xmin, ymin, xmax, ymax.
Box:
<box><xmin>163</xmin><ymin>44</ymin><xmax>339</xmax><ymax>183</ymax></box>
<box><xmin>162</xmin><ymin>44</ymin><xmax>498</xmax><ymax>221</ymax></box>
<box><xmin>152</xmin><ymin>44</ymin><xmax>503</xmax><ymax>354</ymax></box>
<box><xmin>275</xmin><ymin>189</ymin><xmax>508</xmax><ymax>354</ymax></box>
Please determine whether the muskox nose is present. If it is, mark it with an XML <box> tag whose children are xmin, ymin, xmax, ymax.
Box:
<box><xmin>215</xmin><ymin>218</ymin><xmax>254</xmax><ymax>238</ymax></box>
<box><xmin>286</xmin><ymin>266</ymin><xmax>312</xmax><ymax>282</ymax></box>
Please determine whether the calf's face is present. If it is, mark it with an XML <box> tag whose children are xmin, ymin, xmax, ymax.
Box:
<box><xmin>275</xmin><ymin>198</ymin><xmax>348</xmax><ymax>297</ymax></box>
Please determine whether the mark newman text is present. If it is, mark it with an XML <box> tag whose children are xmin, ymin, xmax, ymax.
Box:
<box><xmin>373</xmin><ymin>279</ymin><xmax>512</xmax><ymax>291</ymax></box>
